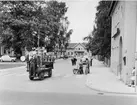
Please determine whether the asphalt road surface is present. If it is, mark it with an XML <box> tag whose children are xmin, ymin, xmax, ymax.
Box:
<box><xmin>0</xmin><ymin>58</ymin><xmax>136</xmax><ymax>105</ymax></box>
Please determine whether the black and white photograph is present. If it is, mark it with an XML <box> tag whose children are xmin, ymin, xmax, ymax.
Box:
<box><xmin>0</xmin><ymin>0</ymin><xmax>136</xmax><ymax>105</ymax></box>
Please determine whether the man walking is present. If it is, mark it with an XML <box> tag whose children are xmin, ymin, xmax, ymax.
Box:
<box><xmin>73</xmin><ymin>56</ymin><xmax>77</xmax><ymax>65</ymax></box>
<box><xmin>90</xmin><ymin>56</ymin><xmax>93</xmax><ymax>66</ymax></box>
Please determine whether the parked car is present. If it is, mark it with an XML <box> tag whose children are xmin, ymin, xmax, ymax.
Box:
<box><xmin>0</xmin><ymin>55</ymin><xmax>16</xmax><ymax>62</ymax></box>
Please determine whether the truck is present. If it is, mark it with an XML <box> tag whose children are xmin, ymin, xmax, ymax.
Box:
<box><xmin>26</xmin><ymin>49</ymin><xmax>54</xmax><ymax>80</ymax></box>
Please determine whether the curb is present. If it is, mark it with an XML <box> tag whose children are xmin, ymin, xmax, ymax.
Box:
<box><xmin>85</xmin><ymin>82</ymin><xmax>137</xmax><ymax>95</ymax></box>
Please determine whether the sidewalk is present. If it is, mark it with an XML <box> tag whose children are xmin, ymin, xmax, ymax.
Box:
<box><xmin>86</xmin><ymin>59</ymin><xmax>137</xmax><ymax>95</ymax></box>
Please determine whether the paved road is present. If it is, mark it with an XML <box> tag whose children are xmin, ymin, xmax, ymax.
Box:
<box><xmin>0</xmin><ymin>59</ymin><xmax>136</xmax><ymax>105</ymax></box>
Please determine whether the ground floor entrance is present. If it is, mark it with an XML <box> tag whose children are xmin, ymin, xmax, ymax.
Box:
<box><xmin>75</xmin><ymin>51</ymin><xmax>84</xmax><ymax>57</ymax></box>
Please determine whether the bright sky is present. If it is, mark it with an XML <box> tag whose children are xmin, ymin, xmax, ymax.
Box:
<box><xmin>63</xmin><ymin>0</ymin><xmax>100</xmax><ymax>43</ymax></box>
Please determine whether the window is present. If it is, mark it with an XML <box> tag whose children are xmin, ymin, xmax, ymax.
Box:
<box><xmin>68</xmin><ymin>52</ymin><xmax>70</xmax><ymax>55</ymax></box>
<box><xmin>71</xmin><ymin>52</ymin><xmax>73</xmax><ymax>55</ymax></box>
<box><xmin>79</xmin><ymin>48</ymin><xmax>80</xmax><ymax>50</ymax></box>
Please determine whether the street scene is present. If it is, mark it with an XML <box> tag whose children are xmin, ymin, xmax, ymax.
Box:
<box><xmin>0</xmin><ymin>58</ymin><xmax>136</xmax><ymax>105</ymax></box>
<box><xmin>0</xmin><ymin>0</ymin><xmax>137</xmax><ymax>105</ymax></box>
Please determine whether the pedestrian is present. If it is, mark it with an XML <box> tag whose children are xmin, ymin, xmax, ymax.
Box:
<box><xmin>129</xmin><ymin>67</ymin><xmax>136</xmax><ymax>87</ymax></box>
<box><xmin>79</xmin><ymin>59</ymin><xmax>83</xmax><ymax>74</ymax></box>
<box><xmin>71</xmin><ymin>57</ymin><xmax>74</xmax><ymax>66</ymax></box>
<box><xmin>73</xmin><ymin>56</ymin><xmax>77</xmax><ymax>65</ymax></box>
<box><xmin>85</xmin><ymin>58</ymin><xmax>90</xmax><ymax>74</ymax></box>
<box><xmin>90</xmin><ymin>56</ymin><xmax>93</xmax><ymax>66</ymax></box>
<box><xmin>25</xmin><ymin>53</ymin><xmax>30</xmax><ymax>72</ymax></box>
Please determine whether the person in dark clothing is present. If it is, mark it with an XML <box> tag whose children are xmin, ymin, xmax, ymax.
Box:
<box><xmin>29</xmin><ymin>55</ymin><xmax>37</xmax><ymax>77</ymax></box>
<box><xmin>79</xmin><ymin>59</ymin><xmax>83</xmax><ymax>74</ymax></box>
<box><xmin>26</xmin><ymin>54</ymin><xmax>30</xmax><ymax>72</ymax></box>
<box><xmin>85</xmin><ymin>58</ymin><xmax>90</xmax><ymax>74</ymax></box>
<box><xmin>73</xmin><ymin>57</ymin><xmax>77</xmax><ymax>65</ymax></box>
<box><xmin>71</xmin><ymin>57</ymin><xmax>74</xmax><ymax>66</ymax></box>
<box><xmin>90</xmin><ymin>57</ymin><xmax>93</xmax><ymax>66</ymax></box>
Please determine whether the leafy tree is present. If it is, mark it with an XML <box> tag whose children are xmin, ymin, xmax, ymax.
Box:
<box><xmin>84</xmin><ymin>1</ymin><xmax>111</xmax><ymax>58</ymax></box>
<box><xmin>0</xmin><ymin>0</ymin><xmax>71</xmax><ymax>56</ymax></box>
<box><xmin>57</xmin><ymin>17</ymin><xmax>73</xmax><ymax>55</ymax></box>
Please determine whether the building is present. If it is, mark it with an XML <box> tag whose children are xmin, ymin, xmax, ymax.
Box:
<box><xmin>66</xmin><ymin>43</ymin><xmax>88</xmax><ymax>57</ymax></box>
<box><xmin>109</xmin><ymin>1</ymin><xmax>137</xmax><ymax>84</ymax></box>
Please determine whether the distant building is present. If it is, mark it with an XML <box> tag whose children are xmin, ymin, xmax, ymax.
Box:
<box><xmin>109</xmin><ymin>1</ymin><xmax>137</xmax><ymax>84</ymax></box>
<box><xmin>0</xmin><ymin>42</ymin><xmax>88</xmax><ymax>59</ymax></box>
<box><xmin>66</xmin><ymin>43</ymin><xmax>88</xmax><ymax>57</ymax></box>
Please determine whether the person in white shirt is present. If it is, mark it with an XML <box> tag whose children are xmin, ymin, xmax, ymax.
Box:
<box><xmin>129</xmin><ymin>67</ymin><xmax>136</xmax><ymax>87</ymax></box>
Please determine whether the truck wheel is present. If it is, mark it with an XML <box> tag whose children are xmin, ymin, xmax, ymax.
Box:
<box><xmin>38</xmin><ymin>72</ymin><xmax>44</xmax><ymax>80</ymax></box>
<box><xmin>11</xmin><ymin>59</ymin><xmax>15</xmax><ymax>62</ymax></box>
<box><xmin>29</xmin><ymin>75</ymin><xmax>34</xmax><ymax>80</ymax></box>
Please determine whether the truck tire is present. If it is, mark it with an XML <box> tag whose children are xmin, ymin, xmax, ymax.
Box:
<box><xmin>29</xmin><ymin>75</ymin><xmax>34</xmax><ymax>80</ymax></box>
<box><xmin>38</xmin><ymin>71</ymin><xmax>45</xmax><ymax>80</ymax></box>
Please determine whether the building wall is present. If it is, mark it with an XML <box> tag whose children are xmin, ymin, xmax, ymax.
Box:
<box><xmin>124</xmin><ymin>1</ymin><xmax>137</xmax><ymax>84</ymax></box>
<box><xmin>111</xmin><ymin>1</ymin><xmax>125</xmax><ymax>76</ymax></box>
<box><xmin>74</xmin><ymin>44</ymin><xmax>85</xmax><ymax>52</ymax></box>
<box><xmin>111</xmin><ymin>1</ymin><xmax>137</xmax><ymax>84</ymax></box>
<box><xmin>66</xmin><ymin>44</ymin><xmax>88</xmax><ymax>57</ymax></box>
<box><xmin>66</xmin><ymin>49</ymin><xmax>75</xmax><ymax>56</ymax></box>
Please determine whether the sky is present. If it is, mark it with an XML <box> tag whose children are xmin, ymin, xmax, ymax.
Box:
<box><xmin>63</xmin><ymin>0</ymin><xmax>100</xmax><ymax>43</ymax></box>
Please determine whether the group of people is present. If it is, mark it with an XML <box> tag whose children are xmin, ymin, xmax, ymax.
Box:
<box><xmin>71</xmin><ymin>56</ymin><xmax>77</xmax><ymax>66</ymax></box>
<box><xmin>25</xmin><ymin>49</ymin><xmax>54</xmax><ymax>74</ymax></box>
<box><xmin>71</xmin><ymin>55</ymin><xmax>91</xmax><ymax>74</ymax></box>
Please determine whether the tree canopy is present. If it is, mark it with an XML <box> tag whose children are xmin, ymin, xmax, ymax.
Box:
<box><xmin>84</xmin><ymin>1</ymin><xmax>111</xmax><ymax>58</ymax></box>
<box><xmin>0</xmin><ymin>0</ymin><xmax>73</xmax><ymax>56</ymax></box>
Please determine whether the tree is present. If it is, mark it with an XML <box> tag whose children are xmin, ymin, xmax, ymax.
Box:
<box><xmin>84</xmin><ymin>1</ymin><xmax>111</xmax><ymax>58</ymax></box>
<box><xmin>0</xmin><ymin>0</ymin><xmax>71</xmax><ymax>56</ymax></box>
<box><xmin>57</xmin><ymin>16</ymin><xmax>73</xmax><ymax>55</ymax></box>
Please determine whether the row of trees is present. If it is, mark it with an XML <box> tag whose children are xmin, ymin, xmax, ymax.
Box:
<box><xmin>84</xmin><ymin>1</ymin><xmax>111</xmax><ymax>59</ymax></box>
<box><xmin>0</xmin><ymin>0</ymin><xmax>73</xmax><ymax>56</ymax></box>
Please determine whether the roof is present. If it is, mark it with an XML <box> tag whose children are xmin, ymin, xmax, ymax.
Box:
<box><xmin>67</xmin><ymin>43</ymin><xmax>77</xmax><ymax>48</ymax></box>
<box><xmin>67</xmin><ymin>43</ymin><xmax>87</xmax><ymax>49</ymax></box>
<box><xmin>108</xmin><ymin>1</ymin><xmax>119</xmax><ymax>16</ymax></box>
<box><xmin>82</xmin><ymin>43</ymin><xmax>87</xmax><ymax>47</ymax></box>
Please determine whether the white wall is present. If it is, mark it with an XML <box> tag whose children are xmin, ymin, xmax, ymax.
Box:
<box><xmin>111</xmin><ymin>1</ymin><xmax>137</xmax><ymax>84</ymax></box>
<box><xmin>111</xmin><ymin>1</ymin><xmax>125</xmax><ymax>76</ymax></box>
<box><xmin>124</xmin><ymin>1</ymin><xmax>137</xmax><ymax>83</ymax></box>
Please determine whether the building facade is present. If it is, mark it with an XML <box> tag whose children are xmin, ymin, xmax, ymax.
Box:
<box><xmin>109</xmin><ymin>1</ymin><xmax>137</xmax><ymax>84</ymax></box>
<box><xmin>66</xmin><ymin>43</ymin><xmax>88</xmax><ymax>57</ymax></box>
